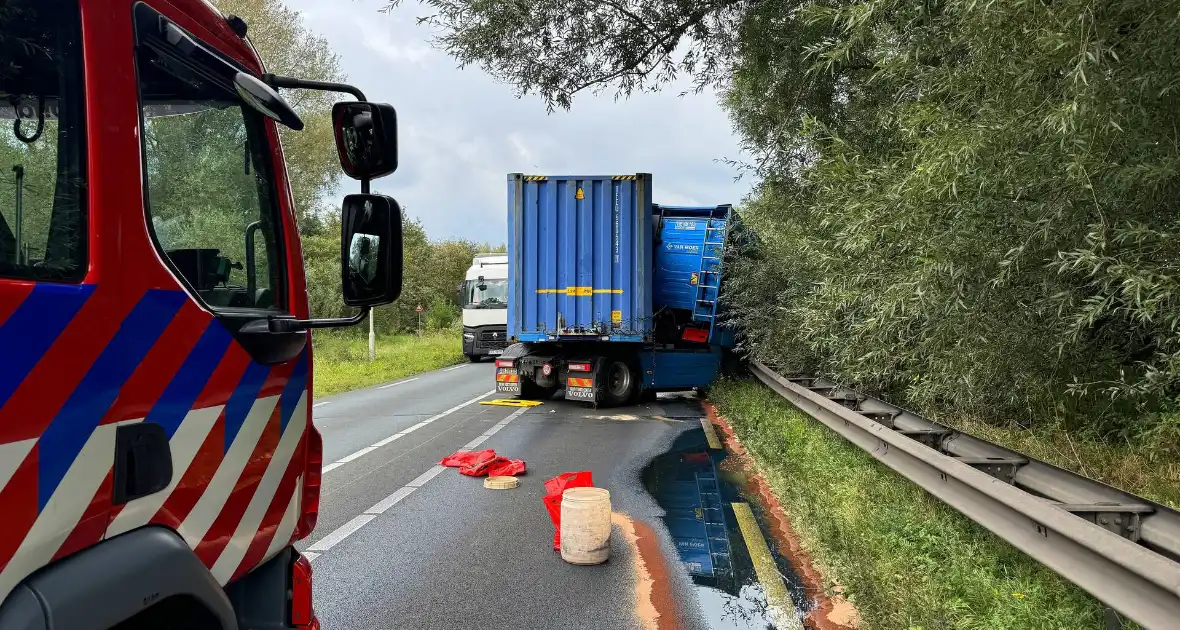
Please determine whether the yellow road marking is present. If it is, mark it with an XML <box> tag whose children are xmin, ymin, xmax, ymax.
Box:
<box><xmin>479</xmin><ymin>399</ymin><xmax>544</xmax><ymax>407</ymax></box>
<box><xmin>731</xmin><ymin>502</ymin><xmax>802</xmax><ymax>629</ymax></box>
<box><xmin>701</xmin><ymin>418</ymin><xmax>722</xmax><ymax>450</ymax></box>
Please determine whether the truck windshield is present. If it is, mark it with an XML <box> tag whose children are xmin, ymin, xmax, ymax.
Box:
<box><xmin>0</xmin><ymin>0</ymin><xmax>86</xmax><ymax>282</ymax></box>
<box><xmin>466</xmin><ymin>279</ymin><xmax>508</xmax><ymax>309</ymax></box>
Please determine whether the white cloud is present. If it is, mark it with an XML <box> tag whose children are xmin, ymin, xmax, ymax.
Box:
<box><xmin>284</xmin><ymin>0</ymin><xmax>747</xmax><ymax>243</ymax></box>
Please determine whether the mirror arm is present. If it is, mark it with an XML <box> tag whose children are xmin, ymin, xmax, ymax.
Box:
<box><xmin>265</xmin><ymin>308</ymin><xmax>371</xmax><ymax>333</ymax></box>
<box><xmin>264</xmin><ymin>77</ymin><xmax>376</xmax><ymax>194</ymax></box>
<box><xmin>262</xmin><ymin>74</ymin><xmax>367</xmax><ymax>101</ymax></box>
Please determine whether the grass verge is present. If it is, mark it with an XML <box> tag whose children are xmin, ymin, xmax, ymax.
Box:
<box><xmin>710</xmin><ymin>378</ymin><xmax>1125</xmax><ymax>630</ymax></box>
<box><xmin>312</xmin><ymin>329</ymin><xmax>465</xmax><ymax>398</ymax></box>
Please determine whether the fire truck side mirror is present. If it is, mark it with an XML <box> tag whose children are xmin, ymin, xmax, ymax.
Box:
<box><xmin>341</xmin><ymin>193</ymin><xmax>403</xmax><ymax>307</ymax></box>
<box><xmin>332</xmin><ymin>101</ymin><xmax>398</xmax><ymax>180</ymax></box>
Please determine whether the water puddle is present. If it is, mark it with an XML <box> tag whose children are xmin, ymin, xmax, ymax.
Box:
<box><xmin>642</xmin><ymin>427</ymin><xmax>811</xmax><ymax>629</ymax></box>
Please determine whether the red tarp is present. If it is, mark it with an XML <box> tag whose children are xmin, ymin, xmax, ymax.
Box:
<box><xmin>542</xmin><ymin>471</ymin><xmax>594</xmax><ymax>551</ymax></box>
<box><xmin>439</xmin><ymin>449</ymin><xmax>526</xmax><ymax>478</ymax></box>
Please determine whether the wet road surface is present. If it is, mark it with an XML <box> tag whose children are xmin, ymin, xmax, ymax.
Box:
<box><xmin>305</xmin><ymin>361</ymin><xmax>807</xmax><ymax>629</ymax></box>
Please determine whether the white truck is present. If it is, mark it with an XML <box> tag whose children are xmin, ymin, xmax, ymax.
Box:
<box><xmin>460</xmin><ymin>253</ymin><xmax>509</xmax><ymax>361</ymax></box>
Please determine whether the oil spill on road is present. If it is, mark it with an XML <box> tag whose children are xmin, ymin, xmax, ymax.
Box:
<box><xmin>705</xmin><ymin>405</ymin><xmax>861</xmax><ymax>630</ymax></box>
<box><xmin>614</xmin><ymin>512</ymin><xmax>683</xmax><ymax>630</ymax></box>
<box><xmin>642</xmin><ymin>427</ymin><xmax>810</xmax><ymax>629</ymax></box>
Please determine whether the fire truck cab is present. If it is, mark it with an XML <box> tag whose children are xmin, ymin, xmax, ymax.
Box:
<box><xmin>0</xmin><ymin>0</ymin><xmax>403</xmax><ymax>628</ymax></box>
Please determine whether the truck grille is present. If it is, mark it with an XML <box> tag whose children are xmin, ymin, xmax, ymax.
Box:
<box><xmin>478</xmin><ymin>330</ymin><xmax>508</xmax><ymax>350</ymax></box>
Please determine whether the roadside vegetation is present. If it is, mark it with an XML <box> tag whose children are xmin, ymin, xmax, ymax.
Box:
<box><xmin>391</xmin><ymin>0</ymin><xmax>1180</xmax><ymax>467</ymax></box>
<box><xmin>131</xmin><ymin>0</ymin><xmax>499</xmax><ymax>400</ymax></box>
<box><xmin>198</xmin><ymin>0</ymin><xmax>504</xmax><ymax>340</ymax></box>
<box><xmin>312</xmin><ymin>328</ymin><xmax>466</xmax><ymax>398</ymax></box>
<box><xmin>711</xmin><ymin>379</ymin><xmax>1131</xmax><ymax>630</ymax></box>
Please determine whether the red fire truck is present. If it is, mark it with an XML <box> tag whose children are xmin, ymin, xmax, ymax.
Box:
<box><xmin>0</xmin><ymin>1</ymin><xmax>403</xmax><ymax>628</ymax></box>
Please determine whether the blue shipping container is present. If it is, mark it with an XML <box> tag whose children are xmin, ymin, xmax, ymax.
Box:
<box><xmin>652</xmin><ymin>204</ymin><xmax>733</xmax><ymax>314</ymax></box>
<box><xmin>507</xmin><ymin>174</ymin><xmax>653</xmax><ymax>343</ymax></box>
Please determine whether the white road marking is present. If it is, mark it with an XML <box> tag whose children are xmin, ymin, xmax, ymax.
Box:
<box><xmin>306</xmin><ymin>514</ymin><xmax>376</xmax><ymax>552</ymax></box>
<box><xmin>491</xmin><ymin>408</ymin><xmax>529</xmax><ymax>430</ymax></box>
<box><xmin>307</xmin><ymin>403</ymin><xmax>530</xmax><ymax>561</ymax></box>
<box><xmin>378</xmin><ymin>377</ymin><xmax>419</xmax><ymax>390</ymax></box>
<box><xmin>313</xmin><ymin>401</ymin><xmax>331</xmax><ymax>408</ymax></box>
<box><xmin>370</xmin><ymin>433</ymin><xmax>406</xmax><ymax>448</ymax></box>
<box><xmin>461</xmin><ymin>435</ymin><xmax>490</xmax><ymax>450</ymax></box>
<box><xmin>406</xmin><ymin>465</ymin><xmax>446</xmax><ymax>488</ymax></box>
<box><xmin>322</xmin><ymin>391</ymin><xmax>494</xmax><ymax>473</ymax></box>
<box><xmin>365</xmin><ymin>487</ymin><xmax>416</xmax><ymax>514</ymax></box>
<box><xmin>336</xmin><ymin>446</ymin><xmax>377</xmax><ymax>463</ymax></box>
<box><xmin>458</xmin><ymin>408</ymin><xmax>529</xmax><ymax>452</ymax></box>
<box><xmin>442</xmin><ymin>364</ymin><xmax>468</xmax><ymax>372</ymax></box>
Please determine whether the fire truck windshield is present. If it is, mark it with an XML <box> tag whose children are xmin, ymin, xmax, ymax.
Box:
<box><xmin>0</xmin><ymin>0</ymin><xmax>86</xmax><ymax>283</ymax></box>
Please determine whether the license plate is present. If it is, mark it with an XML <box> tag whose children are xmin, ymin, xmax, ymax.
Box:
<box><xmin>566</xmin><ymin>386</ymin><xmax>595</xmax><ymax>401</ymax></box>
<box><xmin>489</xmin><ymin>349</ymin><xmax>504</xmax><ymax>355</ymax></box>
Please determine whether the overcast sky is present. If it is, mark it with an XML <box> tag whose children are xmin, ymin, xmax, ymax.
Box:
<box><xmin>284</xmin><ymin>0</ymin><xmax>748</xmax><ymax>244</ymax></box>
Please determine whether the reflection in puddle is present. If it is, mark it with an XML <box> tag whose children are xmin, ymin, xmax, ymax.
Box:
<box><xmin>643</xmin><ymin>428</ymin><xmax>809</xmax><ymax>629</ymax></box>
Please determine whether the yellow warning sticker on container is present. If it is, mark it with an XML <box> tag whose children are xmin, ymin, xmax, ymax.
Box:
<box><xmin>575</xmin><ymin>187</ymin><xmax>584</xmax><ymax>200</ymax></box>
<box><xmin>690</xmin><ymin>272</ymin><xmax>699</xmax><ymax>285</ymax></box>
<box><xmin>611</xmin><ymin>310</ymin><xmax>622</xmax><ymax>323</ymax></box>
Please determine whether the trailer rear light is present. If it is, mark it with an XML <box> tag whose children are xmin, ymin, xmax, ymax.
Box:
<box><xmin>290</xmin><ymin>553</ymin><xmax>318</xmax><ymax>628</ymax></box>
<box><xmin>495</xmin><ymin>359</ymin><xmax>515</xmax><ymax>368</ymax></box>
<box><xmin>568</xmin><ymin>362</ymin><xmax>592</xmax><ymax>372</ymax></box>
<box><xmin>294</xmin><ymin>424</ymin><xmax>322</xmax><ymax>540</ymax></box>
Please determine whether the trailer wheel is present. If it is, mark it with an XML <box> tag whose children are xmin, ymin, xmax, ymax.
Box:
<box><xmin>602</xmin><ymin>360</ymin><xmax>636</xmax><ymax>407</ymax></box>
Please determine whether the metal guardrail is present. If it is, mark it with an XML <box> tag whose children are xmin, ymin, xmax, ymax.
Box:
<box><xmin>750</xmin><ymin>362</ymin><xmax>1180</xmax><ymax>630</ymax></box>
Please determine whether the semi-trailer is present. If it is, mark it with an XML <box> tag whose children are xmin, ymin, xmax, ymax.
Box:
<box><xmin>494</xmin><ymin>173</ymin><xmax>740</xmax><ymax>406</ymax></box>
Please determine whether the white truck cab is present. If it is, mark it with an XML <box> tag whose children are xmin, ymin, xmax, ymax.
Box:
<box><xmin>460</xmin><ymin>254</ymin><xmax>508</xmax><ymax>361</ymax></box>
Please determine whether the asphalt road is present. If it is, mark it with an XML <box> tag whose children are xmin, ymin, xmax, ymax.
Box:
<box><xmin>302</xmin><ymin>361</ymin><xmax>786</xmax><ymax>630</ymax></box>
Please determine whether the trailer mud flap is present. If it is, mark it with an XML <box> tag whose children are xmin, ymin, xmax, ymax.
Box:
<box><xmin>496</xmin><ymin>370</ymin><xmax>520</xmax><ymax>394</ymax></box>
<box><xmin>565</xmin><ymin>377</ymin><xmax>595</xmax><ymax>402</ymax></box>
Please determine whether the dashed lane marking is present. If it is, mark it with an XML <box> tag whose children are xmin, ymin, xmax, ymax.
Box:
<box><xmin>458</xmin><ymin>408</ymin><xmax>528</xmax><ymax>452</ymax></box>
<box><xmin>323</xmin><ymin>391</ymin><xmax>494</xmax><ymax>473</ymax></box>
<box><xmin>307</xmin><ymin>407</ymin><xmax>530</xmax><ymax>560</ymax></box>
<box><xmin>313</xmin><ymin>401</ymin><xmax>331</xmax><ymax>409</ymax></box>
<box><xmin>378</xmin><ymin>377</ymin><xmax>420</xmax><ymax>390</ymax></box>
<box><xmin>442</xmin><ymin>364</ymin><xmax>469</xmax><ymax>372</ymax></box>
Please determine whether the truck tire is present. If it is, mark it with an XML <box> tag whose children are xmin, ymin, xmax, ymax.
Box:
<box><xmin>601</xmin><ymin>359</ymin><xmax>637</xmax><ymax>407</ymax></box>
<box><xmin>466</xmin><ymin>353</ymin><xmax>481</xmax><ymax>363</ymax></box>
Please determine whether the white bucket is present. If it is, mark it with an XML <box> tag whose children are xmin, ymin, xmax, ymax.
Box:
<box><xmin>559</xmin><ymin>487</ymin><xmax>612</xmax><ymax>565</ymax></box>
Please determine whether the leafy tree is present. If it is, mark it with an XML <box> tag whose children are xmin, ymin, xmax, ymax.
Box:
<box><xmin>218</xmin><ymin>0</ymin><xmax>346</xmax><ymax>234</ymax></box>
<box><xmin>384</xmin><ymin>0</ymin><xmax>743</xmax><ymax>110</ymax></box>
<box><xmin>386</xmin><ymin>0</ymin><xmax>1180</xmax><ymax>444</ymax></box>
